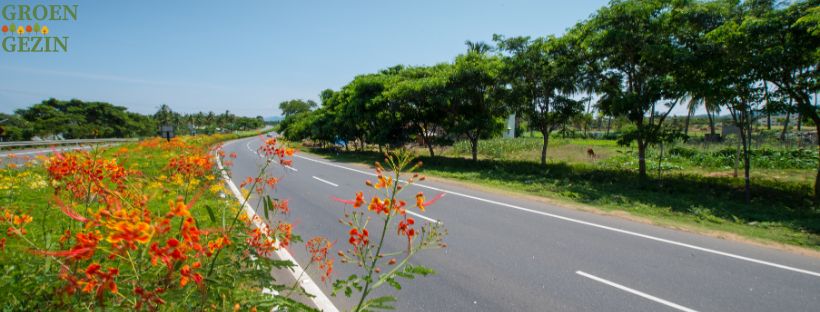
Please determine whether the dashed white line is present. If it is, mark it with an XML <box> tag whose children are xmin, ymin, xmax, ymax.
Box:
<box><xmin>312</xmin><ymin>176</ymin><xmax>339</xmax><ymax>187</ymax></box>
<box><xmin>406</xmin><ymin>210</ymin><xmax>440</xmax><ymax>224</ymax></box>
<box><xmin>285</xmin><ymin>166</ymin><xmax>298</xmax><ymax>172</ymax></box>
<box><xmin>293</xmin><ymin>153</ymin><xmax>820</xmax><ymax>278</ymax></box>
<box><xmin>576</xmin><ymin>271</ymin><xmax>698</xmax><ymax>312</ymax></box>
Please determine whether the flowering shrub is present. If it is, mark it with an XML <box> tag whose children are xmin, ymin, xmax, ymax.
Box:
<box><xmin>0</xmin><ymin>135</ymin><xmax>446</xmax><ymax>311</ymax></box>
<box><xmin>332</xmin><ymin>150</ymin><xmax>447</xmax><ymax>311</ymax></box>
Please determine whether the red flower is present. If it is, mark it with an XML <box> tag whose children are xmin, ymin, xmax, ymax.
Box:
<box><xmin>134</xmin><ymin>286</ymin><xmax>166</xmax><ymax>311</ymax></box>
<box><xmin>354</xmin><ymin>192</ymin><xmax>364</xmax><ymax>208</ymax></box>
<box><xmin>348</xmin><ymin>228</ymin><xmax>369</xmax><ymax>250</ymax></box>
<box><xmin>180</xmin><ymin>262</ymin><xmax>203</xmax><ymax>287</ymax></box>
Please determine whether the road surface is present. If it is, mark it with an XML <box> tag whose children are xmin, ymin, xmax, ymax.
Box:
<box><xmin>223</xmin><ymin>135</ymin><xmax>820</xmax><ymax>312</ymax></box>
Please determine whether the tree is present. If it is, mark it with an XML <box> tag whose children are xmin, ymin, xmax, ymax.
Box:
<box><xmin>278</xmin><ymin>99</ymin><xmax>318</xmax><ymax>117</ymax></box>
<box><xmin>495</xmin><ymin>34</ymin><xmax>585</xmax><ymax>165</ymax></box>
<box><xmin>385</xmin><ymin>64</ymin><xmax>452</xmax><ymax>157</ymax></box>
<box><xmin>445</xmin><ymin>47</ymin><xmax>508</xmax><ymax>161</ymax></box>
<box><xmin>580</xmin><ymin>0</ymin><xmax>686</xmax><ymax>178</ymax></box>
<box><xmin>753</xmin><ymin>0</ymin><xmax>820</xmax><ymax>198</ymax></box>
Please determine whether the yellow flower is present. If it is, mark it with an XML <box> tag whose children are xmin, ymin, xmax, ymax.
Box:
<box><xmin>16</xmin><ymin>26</ymin><xmax>24</xmax><ymax>35</ymax></box>
<box><xmin>209</xmin><ymin>184</ymin><xmax>224</xmax><ymax>194</ymax></box>
<box><xmin>40</xmin><ymin>26</ymin><xmax>48</xmax><ymax>35</ymax></box>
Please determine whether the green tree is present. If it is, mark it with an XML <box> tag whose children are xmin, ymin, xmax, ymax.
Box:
<box><xmin>385</xmin><ymin>64</ymin><xmax>452</xmax><ymax>157</ymax></box>
<box><xmin>445</xmin><ymin>46</ymin><xmax>508</xmax><ymax>161</ymax></box>
<box><xmin>580</xmin><ymin>0</ymin><xmax>686</xmax><ymax>178</ymax></box>
<box><xmin>495</xmin><ymin>34</ymin><xmax>585</xmax><ymax>165</ymax></box>
<box><xmin>753</xmin><ymin>0</ymin><xmax>820</xmax><ymax>198</ymax></box>
<box><xmin>278</xmin><ymin>99</ymin><xmax>318</xmax><ymax>117</ymax></box>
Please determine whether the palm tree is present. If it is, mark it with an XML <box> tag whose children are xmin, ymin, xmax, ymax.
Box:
<box><xmin>465</xmin><ymin>40</ymin><xmax>492</xmax><ymax>54</ymax></box>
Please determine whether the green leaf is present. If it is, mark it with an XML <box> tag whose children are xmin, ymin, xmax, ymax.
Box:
<box><xmin>205</xmin><ymin>204</ymin><xmax>217</xmax><ymax>223</ymax></box>
<box><xmin>385</xmin><ymin>277</ymin><xmax>402</xmax><ymax>290</ymax></box>
<box><xmin>363</xmin><ymin>296</ymin><xmax>397</xmax><ymax>310</ymax></box>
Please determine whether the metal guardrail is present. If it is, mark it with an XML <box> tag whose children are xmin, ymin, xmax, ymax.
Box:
<box><xmin>0</xmin><ymin>138</ymin><xmax>138</xmax><ymax>148</ymax></box>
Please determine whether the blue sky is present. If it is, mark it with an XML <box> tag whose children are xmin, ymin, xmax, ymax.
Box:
<box><xmin>1</xmin><ymin>0</ymin><xmax>611</xmax><ymax>117</ymax></box>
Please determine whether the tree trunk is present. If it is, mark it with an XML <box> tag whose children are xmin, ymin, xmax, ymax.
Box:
<box><xmin>606</xmin><ymin>116</ymin><xmax>612</xmax><ymax>136</ymax></box>
<box><xmin>426</xmin><ymin>142</ymin><xmax>435</xmax><ymax>157</ymax></box>
<box><xmin>470</xmin><ymin>137</ymin><xmax>478</xmax><ymax>162</ymax></box>
<box><xmin>815</xmin><ymin>122</ymin><xmax>820</xmax><ymax>200</ymax></box>
<box><xmin>767</xmin><ymin>112</ymin><xmax>771</xmax><ymax>130</ymax></box>
<box><xmin>707</xmin><ymin>107</ymin><xmax>716</xmax><ymax>136</ymax></box>
<box><xmin>781</xmin><ymin>110</ymin><xmax>791</xmax><ymax>141</ymax></box>
<box><xmin>540</xmin><ymin>130</ymin><xmax>550</xmax><ymax>166</ymax></box>
<box><xmin>657</xmin><ymin>141</ymin><xmax>663</xmax><ymax>179</ymax></box>
<box><xmin>741</xmin><ymin>108</ymin><xmax>751</xmax><ymax>205</ymax></box>
<box><xmin>637</xmin><ymin>139</ymin><xmax>647</xmax><ymax>178</ymax></box>
<box><xmin>683</xmin><ymin>109</ymin><xmax>692</xmax><ymax>137</ymax></box>
<box><xmin>797</xmin><ymin>112</ymin><xmax>802</xmax><ymax>132</ymax></box>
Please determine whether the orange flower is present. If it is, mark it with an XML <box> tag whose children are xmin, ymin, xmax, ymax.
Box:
<box><xmin>353</xmin><ymin>192</ymin><xmax>364</xmax><ymax>208</ymax></box>
<box><xmin>367</xmin><ymin>197</ymin><xmax>382</xmax><ymax>214</ymax></box>
<box><xmin>12</xmin><ymin>214</ymin><xmax>32</xmax><ymax>225</ymax></box>
<box><xmin>168</xmin><ymin>196</ymin><xmax>190</xmax><ymax>217</ymax></box>
<box><xmin>415</xmin><ymin>192</ymin><xmax>425</xmax><ymax>212</ymax></box>
<box><xmin>180</xmin><ymin>262</ymin><xmax>203</xmax><ymax>287</ymax></box>
<box><xmin>276</xmin><ymin>222</ymin><xmax>292</xmax><ymax>248</ymax></box>
<box><xmin>374</xmin><ymin>175</ymin><xmax>392</xmax><ymax>189</ymax></box>
<box><xmin>107</xmin><ymin>221</ymin><xmax>153</xmax><ymax>249</ymax></box>
<box><xmin>80</xmin><ymin>263</ymin><xmax>119</xmax><ymax>299</ymax></box>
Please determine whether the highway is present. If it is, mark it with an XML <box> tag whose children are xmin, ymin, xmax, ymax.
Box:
<box><xmin>223</xmin><ymin>135</ymin><xmax>819</xmax><ymax>312</ymax></box>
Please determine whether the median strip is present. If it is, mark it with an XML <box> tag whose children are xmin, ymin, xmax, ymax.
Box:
<box><xmin>576</xmin><ymin>271</ymin><xmax>698</xmax><ymax>312</ymax></box>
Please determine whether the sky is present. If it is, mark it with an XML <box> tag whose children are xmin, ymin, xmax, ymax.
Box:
<box><xmin>1</xmin><ymin>0</ymin><xmax>620</xmax><ymax>117</ymax></box>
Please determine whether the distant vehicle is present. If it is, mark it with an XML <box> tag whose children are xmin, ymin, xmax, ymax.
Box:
<box><xmin>266</xmin><ymin>132</ymin><xmax>275</xmax><ymax>138</ymax></box>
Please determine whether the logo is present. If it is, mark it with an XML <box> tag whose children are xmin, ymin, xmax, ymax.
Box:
<box><xmin>1</xmin><ymin>4</ymin><xmax>77</xmax><ymax>53</ymax></box>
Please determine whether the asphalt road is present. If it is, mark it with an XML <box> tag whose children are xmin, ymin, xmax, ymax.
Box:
<box><xmin>223</xmin><ymin>135</ymin><xmax>820</xmax><ymax>312</ymax></box>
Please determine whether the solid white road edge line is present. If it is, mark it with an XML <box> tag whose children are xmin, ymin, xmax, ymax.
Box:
<box><xmin>0</xmin><ymin>145</ymin><xmax>93</xmax><ymax>157</ymax></box>
<box><xmin>216</xmin><ymin>149</ymin><xmax>339</xmax><ymax>312</ymax></box>
<box><xmin>576</xmin><ymin>271</ymin><xmax>699</xmax><ymax>312</ymax></box>
<box><xmin>293</xmin><ymin>153</ymin><xmax>820</xmax><ymax>278</ymax></box>
<box><xmin>312</xmin><ymin>176</ymin><xmax>339</xmax><ymax>187</ymax></box>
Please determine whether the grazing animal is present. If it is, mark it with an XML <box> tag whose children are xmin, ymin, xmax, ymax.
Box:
<box><xmin>587</xmin><ymin>148</ymin><xmax>596</xmax><ymax>159</ymax></box>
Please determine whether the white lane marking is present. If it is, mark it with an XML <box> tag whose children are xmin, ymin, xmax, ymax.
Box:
<box><xmin>216</xmin><ymin>150</ymin><xmax>339</xmax><ymax>312</ymax></box>
<box><xmin>293</xmin><ymin>154</ymin><xmax>820</xmax><ymax>278</ymax></box>
<box><xmin>406</xmin><ymin>210</ymin><xmax>440</xmax><ymax>224</ymax></box>
<box><xmin>576</xmin><ymin>271</ymin><xmax>699</xmax><ymax>312</ymax></box>
<box><xmin>312</xmin><ymin>176</ymin><xmax>339</xmax><ymax>187</ymax></box>
<box><xmin>285</xmin><ymin>166</ymin><xmax>298</xmax><ymax>172</ymax></box>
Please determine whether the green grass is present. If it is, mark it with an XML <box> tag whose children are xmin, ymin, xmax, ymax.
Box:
<box><xmin>303</xmin><ymin>146</ymin><xmax>820</xmax><ymax>250</ymax></box>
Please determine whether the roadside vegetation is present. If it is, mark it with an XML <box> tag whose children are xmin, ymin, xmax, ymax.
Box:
<box><xmin>279</xmin><ymin>0</ymin><xmax>820</xmax><ymax>250</ymax></box>
<box><xmin>0</xmin><ymin>132</ymin><xmax>446</xmax><ymax>310</ymax></box>
<box><xmin>0</xmin><ymin>99</ymin><xmax>266</xmax><ymax>141</ymax></box>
